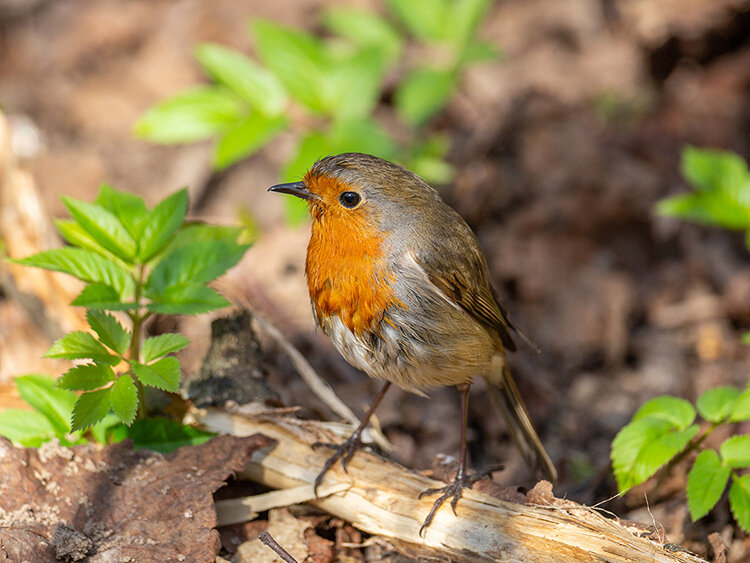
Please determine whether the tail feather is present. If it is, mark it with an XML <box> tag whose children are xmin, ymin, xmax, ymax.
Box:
<box><xmin>484</xmin><ymin>364</ymin><xmax>557</xmax><ymax>482</ymax></box>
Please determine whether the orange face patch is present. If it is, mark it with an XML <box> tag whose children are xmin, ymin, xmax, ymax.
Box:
<box><xmin>303</xmin><ymin>173</ymin><xmax>403</xmax><ymax>335</ymax></box>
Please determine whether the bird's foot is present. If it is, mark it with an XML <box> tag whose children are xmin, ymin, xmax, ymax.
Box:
<box><xmin>311</xmin><ymin>435</ymin><xmax>363</xmax><ymax>495</ymax></box>
<box><xmin>418</xmin><ymin>465</ymin><xmax>502</xmax><ymax>535</ymax></box>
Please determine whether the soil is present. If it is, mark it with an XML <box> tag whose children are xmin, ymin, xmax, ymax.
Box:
<box><xmin>2</xmin><ymin>0</ymin><xmax>750</xmax><ymax>561</ymax></box>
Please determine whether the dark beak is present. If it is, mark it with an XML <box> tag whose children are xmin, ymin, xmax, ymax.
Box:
<box><xmin>267</xmin><ymin>181</ymin><xmax>318</xmax><ymax>201</ymax></box>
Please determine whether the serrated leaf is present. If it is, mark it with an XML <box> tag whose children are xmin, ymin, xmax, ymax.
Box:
<box><xmin>110</xmin><ymin>375</ymin><xmax>138</xmax><ymax>426</ymax></box>
<box><xmin>108</xmin><ymin>418</ymin><xmax>214</xmax><ymax>453</ymax></box>
<box><xmin>195</xmin><ymin>43</ymin><xmax>288</xmax><ymax>116</ymax></box>
<box><xmin>147</xmin><ymin>284</ymin><xmax>231</xmax><ymax>315</ymax></box>
<box><xmin>145</xmin><ymin>240</ymin><xmax>248</xmax><ymax>294</ymax></box>
<box><xmin>731</xmin><ymin>388</ymin><xmax>750</xmax><ymax>422</ymax></box>
<box><xmin>632</xmin><ymin>396</ymin><xmax>696</xmax><ymax>429</ymax></box>
<box><xmin>395</xmin><ymin>67</ymin><xmax>456</xmax><ymax>127</ymax></box>
<box><xmin>323</xmin><ymin>7</ymin><xmax>403</xmax><ymax>63</ymax></box>
<box><xmin>132</xmin><ymin>357</ymin><xmax>180</xmax><ymax>392</ymax></box>
<box><xmin>62</xmin><ymin>196</ymin><xmax>137</xmax><ymax>261</ymax></box>
<box><xmin>71</xmin><ymin>388</ymin><xmax>112</xmax><ymax>431</ymax></box>
<box><xmin>697</xmin><ymin>386</ymin><xmax>741</xmax><ymax>423</ymax></box>
<box><xmin>142</xmin><ymin>333</ymin><xmax>190</xmax><ymax>363</ymax></box>
<box><xmin>15</xmin><ymin>374</ymin><xmax>77</xmax><ymax>435</ymax></box>
<box><xmin>55</xmin><ymin>220</ymin><xmax>127</xmax><ymax>266</ymax></box>
<box><xmin>86</xmin><ymin>310</ymin><xmax>130</xmax><ymax>355</ymax></box>
<box><xmin>730</xmin><ymin>474</ymin><xmax>750</xmax><ymax>534</ymax></box>
<box><xmin>12</xmin><ymin>247</ymin><xmax>133</xmax><ymax>298</ymax></box>
<box><xmin>160</xmin><ymin>223</ymin><xmax>243</xmax><ymax>256</ymax></box>
<box><xmin>687</xmin><ymin>449</ymin><xmax>731</xmax><ymax>520</ymax></box>
<box><xmin>612</xmin><ymin>417</ymin><xmax>700</xmax><ymax>490</ymax></box>
<box><xmin>138</xmin><ymin>188</ymin><xmax>189</xmax><ymax>262</ymax></box>
<box><xmin>721</xmin><ymin>435</ymin><xmax>750</xmax><ymax>468</ymax></box>
<box><xmin>95</xmin><ymin>184</ymin><xmax>150</xmax><ymax>240</ymax></box>
<box><xmin>0</xmin><ymin>408</ymin><xmax>58</xmax><ymax>446</ymax></box>
<box><xmin>251</xmin><ymin>19</ymin><xmax>328</xmax><ymax>113</ymax></box>
<box><xmin>213</xmin><ymin>113</ymin><xmax>286</xmax><ymax>170</ymax></box>
<box><xmin>57</xmin><ymin>364</ymin><xmax>115</xmax><ymax>391</ymax></box>
<box><xmin>134</xmin><ymin>85</ymin><xmax>245</xmax><ymax>144</ymax></box>
<box><xmin>72</xmin><ymin>283</ymin><xmax>139</xmax><ymax>311</ymax></box>
<box><xmin>45</xmin><ymin>331</ymin><xmax>121</xmax><ymax>365</ymax></box>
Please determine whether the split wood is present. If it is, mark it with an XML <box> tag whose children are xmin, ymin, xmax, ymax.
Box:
<box><xmin>198</xmin><ymin>408</ymin><xmax>706</xmax><ymax>563</ymax></box>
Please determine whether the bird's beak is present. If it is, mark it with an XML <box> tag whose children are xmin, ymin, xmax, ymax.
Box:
<box><xmin>267</xmin><ymin>181</ymin><xmax>319</xmax><ymax>201</ymax></box>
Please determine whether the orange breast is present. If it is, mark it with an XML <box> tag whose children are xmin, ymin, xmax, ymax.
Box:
<box><xmin>305</xmin><ymin>203</ymin><xmax>402</xmax><ymax>336</ymax></box>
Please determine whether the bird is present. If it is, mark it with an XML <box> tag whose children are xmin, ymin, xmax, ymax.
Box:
<box><xmin>268</xmin><ymin>152</ymin><xmax>556</xmax><ymax>532</ymax></box>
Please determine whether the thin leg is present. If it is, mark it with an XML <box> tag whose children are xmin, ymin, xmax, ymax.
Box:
<box><xmin>419</xmin><ymin>383</ymin><xmax>493</xmax><ymax>535</ymax></box>
<box><xmin>313</xmin><ymin>381</ymin><xmax>392</xmax><ymax>494</ymax></box>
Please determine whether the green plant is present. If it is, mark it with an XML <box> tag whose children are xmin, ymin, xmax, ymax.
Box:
<box><xmin>611</xmin><ymin>146</ymin><xmax>750</xmax><ymax>533</ymax></box>
<box><xmin>7</xmin><ymin>184</ymin><xmax>249</xmax><ymax>433</ymax></box>
<box><xmin>134</xmin><ymin>0</ymin><xmax>497</xmax><ymax>224</ymax></box>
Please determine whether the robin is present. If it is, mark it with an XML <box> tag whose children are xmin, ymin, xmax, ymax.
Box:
<box><xmin>269</xmin><ymin>153</ymin><xmax>556</xmax><ymax>532</ymax></box>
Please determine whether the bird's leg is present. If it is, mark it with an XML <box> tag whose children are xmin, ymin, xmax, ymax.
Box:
<box><xmin>312</xmin><ymin>381</ymin><xmax>392</xmax><ymax>495</ymax></box>
<box><xmin>419</xmin><ymin>382</ymin><xmax>494</xmax><ymax>535</ymax></box>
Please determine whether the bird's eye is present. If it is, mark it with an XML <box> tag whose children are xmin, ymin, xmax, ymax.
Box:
<box><xmin>338</xmin><ymin>191</ymin><xmax>361</xmax><ymax>208</ymax></box>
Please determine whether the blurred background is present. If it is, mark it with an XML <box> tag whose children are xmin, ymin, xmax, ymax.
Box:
<box><xmin>1</xmin><ymin>0</ymin><xmax>750</xmax><ymax>558</ymax></box>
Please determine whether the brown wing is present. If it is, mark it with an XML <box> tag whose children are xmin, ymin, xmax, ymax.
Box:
<box><xmin>412</xmin><ymin>219</ymin><xmax>517</xmax><ymax>352</ymax></box>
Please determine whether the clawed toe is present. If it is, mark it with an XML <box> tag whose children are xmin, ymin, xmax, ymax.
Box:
<box><xmin>312</xmin><ymin>437</ymin><xmax>364</xmax><ymax>495</ymax></box>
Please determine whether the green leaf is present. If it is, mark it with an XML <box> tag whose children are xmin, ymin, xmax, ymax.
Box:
<box><xmin>328</xmin><ymin>118</ymin><xmax>398</xmax><ymax>161</ymax></box>
<box><xmin>251</xmin><ymin>19</ymin><xmax>328</xmax><ymax>113</ymax></box>
<box><xmin>730</xmin><ymin>474</ymin><xmax>750</xmax><ymax>534</ymax></box>
<box><xmin>395</xmin><ymin>67</ymin><xmax>456</xmax><ymax>127</ymax></box>
<box><xmin>15</xmin><ymin>374</ymin><xmax>77</xmax><ymax>435</ymax></box>
<box><xmin>325</xmin><ymin>46</ymin><xmax>388</xmax><ymax>120</ymax></box>
<box><xmin>195</xmin><ymin>43</ymin><xmax>288</xmax><ymax>116</ymax></box>
<box><xmin>449</xmin><ymin>0</ymin><xmax>492</xmax><ymax>47</ymax></box>
<box><xmin>62</xmin><ymin>196</ymin><xmax>137</xmax><ymax>261</ymax></box>
<box><xmin>213</xmin><ymin>113</ymin><xmax>287</xmax><ymax>170</ymax></box>
<box><xmin>387</xmin><ymin>0</ymin><xmax>447</xmax><ymax>42</ymax></box>
<box><xmin>632</xmin><ymin>396</ymin><xmax>696</xmax><ymax>429</ymax></box>
<box><xmin>146</xmin><ymin>240</ymin><xmax>248</xmax><ymax>294</ymax></box>
<box><xmin>459</xmin><ymin>39</ymin><xmax>500</xmax><ymax>65</ymax></box>
<box><xmin>55</xmin><ymin>220</ymin><xmax>127</xmax><ymax>266</ymax></box>
<box><xmin>108</xmin><ymin>417</ymin><xmax>214</xmax><ymax>453</ymax></box>
<box><xmin>134</xmin><ymin>85</ymin><xmax>245</xmax><ymax>144</ymax></box>
<box><xmin>323</xmin><ymin>7</ymin><xmax>403</xmax><ymax>63</ymax></box>
<box><xmin>743</xmin><ymin>332</ymin><xmax>750</xmax><ymax>345</ymax></box>
<box><xmin>657</xmin><ymin>192</ymin><xmax>750</xmax><ymax>230</ymax></box>
<box><xmin>697</xmin><ymin>386</ymin><xmax>741</xmax><ymax>423</ymax></box>
<box><xmin>44</xmin><ymin>331</ymin><xmax>121</xmax><ymax>365</ymax></box>
<box><xmin>86</xmin><ymin>310</ymin><xmax>130</xmax><ymax>355</ymax></box>
<box><xmin>132</xmin><ymin>357</ymin><xmax>180</xmax><ymax>393</ymax></box>
<box><xmin>687</xmin><ymin>449</ymin><xmax>731</xmax><ymax>521</ymax></box>
<box><xmin>57</xmin><ymin>363</ymin><xmax>115</xmax><ymax>391</ymax></box>
<box><xmin>681</xmin><ymin>145</ymin><xmax>750</xmax><ymax>194</ymax></box>
<box><xmin>162</xmin><ymin>223</ymin><xmax>243</xmax><ymax>255</ymax></box>
<box><xmin>142</xmin><ymin>333</ymin><xmax>190</xmax><ymax>363</ymax></box>
<box><xmin>110</xmin><ymin>375</ymin><xmax>138</xmax><ymax>426</ymax></box>
<box><xmin>0</xmin><ymin>408</ymin><xmax>58</xmax><ymax>446</ymax></box>
<box><xmin>71</xmin><ymin>388</ymin><xmax>112</xmax><ymax>431</ymax></box>
<box><xmin>611</xmin><ymin>417</ymin><xmax>700</xmax><ymax>490</ymax></box>
<box><xmin>138</xmin><ymin>188</ymin><xmax>189</xmax><ymax>262</ymax></box>
<box><xmin>731</xmin><ymin>388</ymin><xmax>750</xmax><ymax>422</ymax></box>
<box><xmin>89</xmin><ymin>413</ymin><xmax>121</xmax><ymax>445</ymax></box>
<box><xmin>720</xmin><ymin>435</ymin><xmax>750</xmax><ymax>468</ymax></box>
<box><xmin>147</xmin><ymin>284</ymin><xmax>231</xmax><ymax>315</ymax></box>
<box><xmin>72</xmin><ymin>283</ymin><xmax>138</xmax><ymax>311</ymax></box>
<box><xmin>95</xmin><ymin>184</ymin><xmax>150</xmax><ymax>240</ymax></box>
<box><xmin>12</xmin><ymin>247</ymin><xmax>133</xmax><ymax>298</ymax></box>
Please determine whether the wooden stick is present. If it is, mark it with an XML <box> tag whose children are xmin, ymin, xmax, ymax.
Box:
<box><xmin>198</xmin><ymin>408</ymin><xmax>706</xmax><ymax>563</ymax></box>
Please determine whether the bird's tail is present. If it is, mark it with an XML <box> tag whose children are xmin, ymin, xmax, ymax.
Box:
<box><xmin>484</xmin><ymin>361</ymin><xmax>557</xmax><ymax>482</ymax></box>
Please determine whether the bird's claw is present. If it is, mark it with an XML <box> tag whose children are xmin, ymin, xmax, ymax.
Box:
<box><xmin>312</xmin><ymin>437</ymin><xmax>363</xmax><ymax>495</ymax></box>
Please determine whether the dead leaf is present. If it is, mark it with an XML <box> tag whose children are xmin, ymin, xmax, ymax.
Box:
<box><xmin>0</xmin><ymin>433</ymin><xmax>273</xmax><ymax>562</ymax></box>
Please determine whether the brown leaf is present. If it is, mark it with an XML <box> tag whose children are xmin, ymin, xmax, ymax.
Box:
<box><xmin>0</xmin><ymin>433</ymin><xmax>273</xmax><ymax>562</ymax></box>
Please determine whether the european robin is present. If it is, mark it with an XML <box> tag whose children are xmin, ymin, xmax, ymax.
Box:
<box><xmin>269</xmin><ymin>153</ymin><xmax>556</xmax><ymax>532</ymax></box>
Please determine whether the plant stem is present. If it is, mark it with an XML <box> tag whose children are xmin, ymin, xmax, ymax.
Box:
<box><xmin>130</xmin><ymin>263</ymin><xmax>146</xmax><ymax>420</ymax></box>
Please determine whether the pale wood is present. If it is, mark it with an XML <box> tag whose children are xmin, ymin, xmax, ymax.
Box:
<box><xmin>198</xmin><ymin>408</ymin><xmax>706</xmax><ymax>563</ymax></box>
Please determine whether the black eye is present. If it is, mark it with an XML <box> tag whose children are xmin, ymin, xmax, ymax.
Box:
<box><xmin>338</xmin><ymin>191</ymin><xmax>361</xmax><ymax>208</ymax></box>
